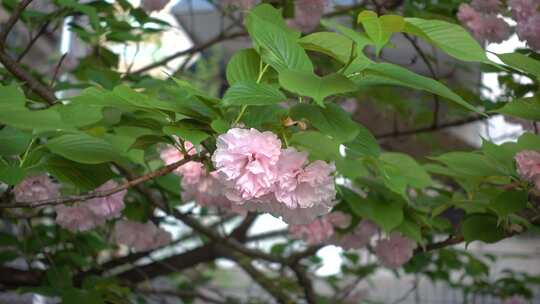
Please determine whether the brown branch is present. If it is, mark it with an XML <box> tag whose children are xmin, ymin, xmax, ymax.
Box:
<box><xmin>375</xmin><ymin>114</ymin><xmax>489</xmax><ymax>139</ymax></box>
<box><xmin>291</xmin><ymin>264</ymin><xmax>317</xmax><ymax>304</ymax></box>
<box><xmin>129</xmin><ymin>31</ymin><xmax>246</xmax><ymax>75</ymax></box>
<box><xmin>0</xmin><ymin>156</ymin><xmax>200</xmax><ymax>209</ymax></box>
<box><xmin>0</xmin><ymin>0</ymin><xmax>34</xmax><ymax>44</ymax></box>
<box><xmin>0</xmin><ymin>0</ymin><xmax>57</xmax><ymax>104</ymax></box>
<box><xmin>402</xmin><ymin>33</ymin><xmax>441</xmax><ymax>128</ymax></box>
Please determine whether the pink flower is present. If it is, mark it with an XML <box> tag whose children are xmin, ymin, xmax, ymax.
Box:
<box><xmin>344</xmin><ymin>289</ymin><xmax>369</xmax><ymax>304</ymax></box>
<box><xmin>471</xmin><ymin>0</ymin><xmax>501</xmax><ymax>13</ymax></box>
<box><xmin>82</xmin><ymin>180</ymin><xmax>126</xmax><ymax>220</ymax></box>
<box><xmin>287</xmin><ymin>0</ymin><xmax>327</xmax><ymax>33</ymax></box>
<box><xmin>274</xmin><ymin>148</ymin><xmax>336</xmax><ymax>209</ymax></box>
<box><xmin>515</xmin><ymin>150</ymin><xmax>540</xmax><ymax>189</ymax></box>
<box><xmin>14</xmin><ymin>175</ymin><xmax>60</xmax><ymax>202</ymax></box>
<box><xmin>504</xmin><ymin>295</ymin><xmax>528</xmax><ymax>304</ymax></box>
<box><xmin>457</xmin><ymin>4</ymin><xmax>481</xmax><ymax>25</ymax></box>
<box><xmin>222</xmin><ymin>0</ymin><xmax>257</xmax><ymax>10</ymax></box>
<box><xmin>55</xmin><ymin>205</ymin><xmax>104</xmax><ymax>232</ymax></box>
<box><xmin>326</xmin><ymin>211</ymin><xmax>352</xmax><ymax>229</ymax></box>
<box><xmin>333</xmin><ymin>219</ymin><xmax>378</xmax><ymax>250</ymax></box>
<box><xmin>289</xmin><ymin>216</ymin><xmax>334</xmax><ymax>244</ymax></box>
<box><xmin>141</xmin><ymin>0</ymin><xmax>170</xmax><ymax>12</ymax></box>
<box><xmin>516</xmin><ymin>14</ymin><xmax>540</xmax><ymax>50</ymax></box>
<box><xmin>509</xmin><ymin>0</ymin><xmax>540</xmax><ymax>21</ymax></box>
<box><xmin>242</xmin><ymin>197</ymin><xmax>337</xmax><ymax>224</ymax></box>
<box><xmin>212</xmin><ymin>128</ymin><xmax>281</xmax><ymax>202</ymax></box>
<box><xmin>374</xmin><ymin>233</ymin><xmax>416</xmax><ymax>268</ymax></box>
<box><xmin>340</xmin><ymin>99</ymin><xmax>358</xmax><ymax>114</ymax></box>
<box><xmin>182</xmin><ymin>171</ymin><xmax>242</xmax><ymax>212</ymax></box>
<box><xmin>113</xmin><ymin>220</ymin><xmax>172</xmax><ymax>252</ymax></box>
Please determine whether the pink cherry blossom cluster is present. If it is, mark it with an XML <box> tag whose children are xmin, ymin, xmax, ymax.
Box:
<box><xmin>457</xmin><ymin>0</ymin><xmax>540</xmax><ymax>50</ymax></box>
<box><xmin>457</xmin><ymin>2</ymin><xmax>511</xmax><ymax>44</ymax></box>
<box><xmin>515</xmin><ymin>150</ymin><xmax>540</xmax><ymax>190</ymax></box>
<box><xmin>14</xmin><ymin>175</ymin><xmax>60</xmax><ymax>202</ymax></box>
<box><xmin>160</xmin><ymin>142</ymin><xmax>241</xmax><ymax>213</ymax></box>
<box><xmin>510</xmin><ymin>0</ymin><xmax>540</xmax><ymax>50</ymax></box>
<box><xmin>141</xmin><ymin>0</ymin><xmax>170</xmax><ymax>13</ymax></box>
<box><xmin>212</xmin><ymin>128</ymin><xmax>337</xmax><ymax>224</ymax></box>
<box><xmin>287</xmin><ymin>0</ymin><xmax>327</xmax><ymax>33</ymax></box>
<box><xmin>373</xmin><ymin>232</ymin><xmax>416</xmax><ymax>268</ymax></box>
<box><xmin>288</xmin><ymin>211</ymin><xmax>351</xmax><ymax>244</ymax></box>
<box><xmin>112</xmin><ymin>220</ymin><xmax>172</xmax><ymax>252</ymax></box>
<box><xmin>55</xmin><ymin>180</ymin><xmax>127</xmax><ymax>232</ymax></box>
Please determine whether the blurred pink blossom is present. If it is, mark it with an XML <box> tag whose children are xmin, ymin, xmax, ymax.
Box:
<box><xmin>516</xmin><ymin>14</ymin><xmax>540</xmax><ymax>50</ymax></box>
<box><xmin>289</xmin><ymin>216</ymin><xmax>334</xmax><ymax>244</ymax></box>
<box><xmin>326</xmin><ymin>211</ymin><xmax>352</xmax><ymax>229</ymax></box>
<box><xmin>333</xmin><ymin>219</ymin><xmax>378</xmax><ymax>250</ymax></box>
<box><xmin>141</xmin><ymin>0</ymin><xmax>170</xmax><ymax>13</ymax></box>
<box><xmin>340</xmin><ymin>99</ymin><xmax>358</xmax><ymax>114</ymax></box>
<box><xmin>374</xmin><ymin>232</ymin><xmax>416</xmax><ymax>268</ymax></box>
<box><xmin>55</xmin><ymin>205</ymin><xmax>104</xmax><ymax>232</ymax></box>
<box><xmin>515</xmin><ymin>150</ymin><xmax>540</xmax><ymax>189</ymax></box>
<box><xmin>82</xmin><ymin>180</ymin><xmax>126</xmax><ymax>220</ymax></box>
<box><xmin>509</xmin><ymin>0</ymin><xmax>539</xmax><ymax>21</ymax></box>
<box><xmin>113</xmin><ymin>220</ymin><xmax>172</xmax><ymax>252</ymax></box>
<box><xmin>287</xmin><ymin>0</ymin><xmax>327</xmax><ymax>33</ymax></box>
<box><xmin>471</xmin><ymin>0</ymin><xmax>502</xmax><ymax>13</ymax></box>
<box><xmin>55</xmin><ymin>180</ymin><xmax>126</xmax><ymax>232</ymax></box>
<box><xmin>458</xmin><ymin>4</ymin><xmax>511</xmax><ymax>43</ymax></box>
<box><xmin>212</xmin><ymin>128</ymin><xmax>281</xmax><ymax>202</ymax></box>
<box><xmin>14</xmin><ymin>175</ymin><xmax>60</xmax><ymax>202</ymax></box>
<box><xmin>344</xmin><ymin>289</ymin><xmax>369</xmax><ymax>304</ymax></box>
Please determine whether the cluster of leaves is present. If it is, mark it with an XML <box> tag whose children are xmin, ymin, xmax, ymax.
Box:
<box><xmin>0</xmin><ymin>0</ymin><xmax>539</xmax><ymax>303</ymax></box>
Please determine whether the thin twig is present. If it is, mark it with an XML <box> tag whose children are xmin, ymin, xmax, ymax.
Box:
<box><xmin>50</xmin><ymin>53</ymin><xmax>67</xmax><ymax>87</ymax></box>
<box><xmin>0</xmin><ymin>0</ymin><xmax>34</xmax><ymax>44</ymax></box>
<box><xmin>0</xmin><ymin>156</ymin><xmax>200</xmax><ymax>209</ymax></box>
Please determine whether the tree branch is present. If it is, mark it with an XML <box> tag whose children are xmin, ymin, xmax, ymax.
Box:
<box><xmin>0</xmin><ymin>156</ymin><xmax>200</xmax><ymax>209</ymax></box>
<box><xmin>375</xmin><ymin>114</ymin><xmax>490</xmax><ymax>139</ymax></box>
<box><xmin>129</xmin><ymin>31</ymin><xmax>246</xmax><ymax>75</ymax></box>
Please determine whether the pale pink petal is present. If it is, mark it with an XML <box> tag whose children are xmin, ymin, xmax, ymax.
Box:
<box><xmin>141</xmin><ymin>0</ymin><xmax>170</xmax><ymax>12</ymax></box>
<box><xmin>374</xmin><ymin>232</ymin><xmax>416</xmax><ymax>268</ymax></box>
<box><xmin>113</xmin><ymin>220</ymin><xmax>172</xmax><ymax>252</ymax></box>
<box><xmin>55</xmin><ymin>205</ymin><xmax>104</xmax><ymax>232</ymax></box>
<box><xmin>14</xmin><ymin>175</ymin><xmax>60</xmax><ymax>202</ymax></box>
<box><xmin>212</xmin><ymin>128</ymin><xmax>281</xmax><ymax>201</ymax></box>
<box><xmin>83</xmin><ymin>180</ymin><xmax>126</xmax><ymax>220</ymax></box>
<box><xmin>287</xmin><ymin>0</ymin><xmax>327</xmax><ymax>33</ymax></box>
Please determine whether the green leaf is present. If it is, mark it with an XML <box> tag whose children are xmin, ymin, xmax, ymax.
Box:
<box><xmin>357</xmin><ymin>11</ymin><xmax>404</xmax><ymax>54</ymax></box>
<box><xmin>396</xmin><ymin>217</ymin><xmax>424</xmax><ymax>245</ymax></box>
<box><xmin>299</xmin><ymin>32</ymin><xmax>354</xmax><ymax>63</ymax></box>
<box><xmin>226</xmin><ymin>49</ymin><xmax>261</xmax><ymax>85</ymax></box>
<box><xmin>43</xmin><ymin>156</ymin><xmax>115</xmax><ymax>191</ymax></box>
<box><xmin>0</xmin><ymin>127</ymin><xmax>32</xmax><ymax>156</ymax></box>
<box><xmin>47</xmin><ymin>133</ymin><xmax>120</xmax><ymax>164</ymax></box>
<box><xmin>342</xmin><ymin>187</ymin><xmax>404</xmax><ymax>231</ymax></box>
<box><xmin>290</xmin><ymin>131</ymin><xmax>340</xmax><ymax>162</ymax></box>
<box><xmin>112</xmin><ymin>85</ymin><xmax>187</xmax><ymax>113</ymax></box>
<box><xmin>55</xmin><ymin>102</ymin><xmax>103</xmax><ymax>127</ymax></box>
<box><xmin>404</xmin><ymin>18</ymin><xmax>491</xmax><ymax>64</ymax></box>
<box><xmin>350</xmin><ymin>62</ymin><xmax>482</xmax><ymax>114</ymax></box>
<box><xmin>279</xmin><ymin>70</ymin><xmax>357</xmax><ymax>106</ymax></box>
<box><xmin>461</xmin><ymin>214</ymin><xmax>505</xmax><ymax>244</ymax></box>
<box><xmin>343</xmin><ymin>125</ymin><xmax>380</xmax><ymax>158</ymax></box>
<box><xmin>289</xmin><ymin>103</ymin><xmax>359</xmax><ymax>143</ymax></box>
<box><xmin>0</xmin><ymin>108</ymin><xmax>72</xmax><ymax>131</ymax></box>
<box><xmin>163</xmin><ymin>122</ymin><xmax>209</xmax><ymax>145</ymax></box>
<box><xmin>498</xmin><ymin>52</ymin><xmax>540</xmax><ymax>80</ymax></box>
<box><xmin>490</xmin><ymin>190</ymin><xmax>528</xmax><ymax>218</ymax></box>
<box><xmin>222</xmin><ymin>82</ymin><xmax>286</xmax><ymax>106</ymax></box>
<box><xmin>379</xmin><ymin>152</ymin><xmax>432</xmax><ymax>197</ymax></box>
<box><xmin>430</xmin><ymin>152</ymin><xmax>502</xmax><ymax>177</ymax></box>
<box><xmin>494</xmin><ymin>97</ymin><xmax>540</xmax><ymax>121</ymax></box>
<box><xmin>246</xmin><ymin>4</ymin><xmax>312</xmax><ymax>72</ymax></box>
<box><xmin>0</xmin><ymin>164</ymin><xmax>26</xmax><ymax>185</ymax></box>
<box><xmin>0</xmin><ymin>84</ymin><xmax>26</xmax><ymax>110</ymax></box>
